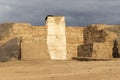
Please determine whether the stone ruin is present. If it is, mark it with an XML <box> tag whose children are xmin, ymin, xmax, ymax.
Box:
<box><xmin>78</xmin><ymin>24</ymin><xmax>120</xmax><ymax>59</ymax></box>
<box><xmin>0</xmin><ymin>16</ymin><xmax>120</xmax><ymax>62</ymax></box>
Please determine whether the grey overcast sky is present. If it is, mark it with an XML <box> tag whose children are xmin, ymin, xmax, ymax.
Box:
<box><xmin>0</xmin><ymin>0</ymin><xmax>120</xmax><ymax>26</ymax></box>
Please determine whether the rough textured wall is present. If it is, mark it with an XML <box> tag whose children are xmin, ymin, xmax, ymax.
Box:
<box><xmin>12</xmin><ymin>24</ymin><xmax>49</xmax><ymax>60</ymax></box>
<box><xmin>32</xmin><ymin>26</ymin><xmax>46</xmax><ymax>41</ymax></box>
<box><xmin>78</xmin><ymin>24</ymin><xmax>120</xmax><ymax>58</ymax></box>
<box><xmin>84</xmin><ymin>24</ymin><xmax>107</xmax><ymax>44</ymax></box>
<box><xmin>0</xmin><ymin>23</ymin><xmax>13</xmax><ymax>40</ymax></box>
<box><xmin>78</xmin><ymin>42</ymin><xmax>113</xmax><ymax>58</ymax></box>
<box><xmin>66</xmin><ymin>27</ymin><xmax>84</xmax><ymax>59</ymax></box>
<box><xmin>92</xmin><ymin>42</ymin><xmax>113</xmax><ymax>58</ymax></box>
<box><xmin>21</xmin><ymin>41</ymin><xmax>49</xmax><ymax>60</ymax></box>
<box><xmin>21</xmin><ymin>26</ymin><xmax>50</xmax><ymax>60</ymax></box>
<box><xmin>84</xmin><ymin>24</ymin><xmax>118</xmax><ymax>44</ymax></box>
<box><xmin>0</xmin><ymin>23</ymin><xmax>21</xmax><ymax>61</ymax></box>
<box><xmin>107</xmin><ymin>25</ymin><xmax>120</xmax><ymax>58</ymax></box>
<box><xmin>12</xmin><ymin>23</ymin><xmax>32</xmax><ymax>43</ymax></box>
<box><xmin>1</xmin><ymin>21</ymin><xmax>120</xmax><ymax>61</ymax></box>
<box><xmin>78</xmin><ymin>43</ymin><xmax>93</xmax><ymax>57</ymax></box>
<box><xmin>0</xmin><ymin>23</ymin><xmax>49</xmax><ymax>61</ymax></box>
<box><xmin>46</xmin><ymin>16</ymin><xmax>67</xmax><ymax>60</ymax></box>
<box><xmin>0</xmin><ymin>38</ymin><xmax>20</xmax><ymax>61</ymax></box>
<box><xmin>0</xmin><ymin>23</ymin><xmax>85</xmax><ymax>61</ymax></box>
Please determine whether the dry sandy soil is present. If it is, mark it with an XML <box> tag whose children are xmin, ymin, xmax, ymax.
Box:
<box><xmin>0</xmin><ymin>60</ymin><xmax>120</xmax><ymax>80</ymax></box>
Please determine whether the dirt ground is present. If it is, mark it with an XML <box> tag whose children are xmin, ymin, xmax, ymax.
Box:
<box><xmin>0</xmin><ymin>60</ymin><xmax>120</xmax><ymax>80</ymax></box>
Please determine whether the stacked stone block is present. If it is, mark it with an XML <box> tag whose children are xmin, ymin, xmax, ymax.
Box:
<box><xmin>78</xmin><ymin>24</ymin><xmax>119</xmax><ymax>58</ymax></box>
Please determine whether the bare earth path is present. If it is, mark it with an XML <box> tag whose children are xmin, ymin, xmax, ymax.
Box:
<box><xmin>0</xmin><ymin>60</ymin><xmax>120</xmax><ymax>80</ymax></box>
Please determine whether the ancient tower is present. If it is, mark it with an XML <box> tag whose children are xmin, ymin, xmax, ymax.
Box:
<box><xmin>46</xmin><ymin>16</ymin><xmax>67</xmax><ymax>60</ymax></box>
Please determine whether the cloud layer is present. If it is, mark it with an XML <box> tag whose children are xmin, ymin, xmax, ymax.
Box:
<box><xmin>0</xmin><ymin>0</ymin><xmax>120</xmax><ymax>26</ymax></box>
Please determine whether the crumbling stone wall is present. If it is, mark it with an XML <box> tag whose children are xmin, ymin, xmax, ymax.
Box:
<box><xmin>12</xmin><ymin>23</ymin><xmax>32</xmax><ymax>43</ymax></box>
<box><xmin>78</xmin><ymin>43</ymin><xmax>93</xmax><ymax>57</ymax></box>
<box><xmin>12</xmin><ymin>24</ymin><xmax>49</xmax><ymax>60</ymax></box>
<box><xmin>66</xmin><ymin>27</ymin><xmax>84</xmax><ymax>59</ymax></box>
<box><xmin>0</xmin><ymin>38</ymin><xmax>20</xmax><ymax>62</ymax></box>
<box><xmin>84</xmin><ymin>25</ymin><xmax>107</xmax><ymax>44</ymax></box>
<box><xmin>78</xmin><ymin>42</ymin><xmax>113</xmax><ymax>58</ymax></box>
<box><xmin>0</xmin><ymin>23</ymin><xmax>50</xmax><ymax>61</ymax></box>
<box><xmin>1</xmin><ymin>17</ymin><xmax>120</xmax><ymax>61</ymax></box>
<box><xmin>32</xmin><ymin>26</ymin><xmax>46</xmax><ymax>41</ymax></box>
<box><xmin>84</xmin><ymin>24</ymin><xmax>118</xmax><ymax>44</ymax></box>
<box><xmin>0</xmin><ymin>23</ymin><xmax>13</xmax><ymax>40</ymax></box>
<box><xmin>78</xmin><ymin>24</ymin><xmax>120</xmax><ymax>58</ymax></box>
<box><xmin>21</xmin><ymin>26</ymin><xmax>49</xmax><ymax>60</ymax></box>
<box><xmin>0</xmin><ymin>23</ymin><xmax>21</xmax><ymax>61</ymax></box>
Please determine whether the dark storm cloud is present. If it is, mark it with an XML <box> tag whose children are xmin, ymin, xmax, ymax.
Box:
<box><xmin>0</xmin><ymin>0</ymin><xmax>120</xmax><ymax>26</ymax></box>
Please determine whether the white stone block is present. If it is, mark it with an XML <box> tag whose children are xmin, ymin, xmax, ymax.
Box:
<box><xmin>46</xmin><ymin>16</ymin><xmax>67</xmax><ymax>60</ymax></box>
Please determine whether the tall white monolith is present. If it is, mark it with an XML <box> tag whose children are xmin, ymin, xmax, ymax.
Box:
<box><xmin>46</xmin><ymin>16</ymin><xmax>67</xmax><ymax>60</ymax></box>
